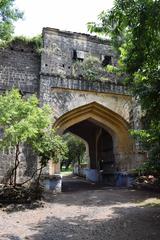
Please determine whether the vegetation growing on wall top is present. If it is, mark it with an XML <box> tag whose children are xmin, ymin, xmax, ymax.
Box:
<box><xmin>0</xmin><ymin>35</ymin><xmax>43</xmax><ymax>53</ymax></box>
<box><xmin>72</xmin><ymin>56</ymin><xmax>114</xmax><ymax>82</ymax></box>
<box><xmin>88</xmin><ymin>0</ymin><xmax>160</xmax><ymax>175</ymax></box>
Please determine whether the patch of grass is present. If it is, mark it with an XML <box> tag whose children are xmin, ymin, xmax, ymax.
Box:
<box><xmin>61</xmin><ymin>166</ymin><xmax>73</xmax><ymax>176</ymax></box>
<box><xmin>61</xmin><ymin>171</ymin><xmax>73</xmax><ymax>177</ymax></box>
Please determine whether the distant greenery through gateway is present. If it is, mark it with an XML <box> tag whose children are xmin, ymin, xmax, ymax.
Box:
<box><xmin>61</xmin><ymin>133</ymin><xmax>87</xmax><ymax>173</ymax></box>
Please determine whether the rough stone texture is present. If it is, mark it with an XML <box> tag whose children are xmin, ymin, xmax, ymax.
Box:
<box><xmin>0</xmin><ymin>40</ymin><xmax>40</xmax><ymax>94</ymax></box>
<box><xmin>0</xmin><ymin>40</ymin><xmax>40</xmax><ymax>182</ymax></box>
<box><xmin>0</xmin><ymin>145</ymin><xmax>37</xmax><ymax>183</ymax></box>
<box><xmin>0</xmin><ymin>152</ymin><xmax>15</xmax><ymax>183</ymax></box>
<box><xmin>0</xmin><ymin>27</ymin><xmax>144</xmax><ymax>183</ymax></box>
<box><xmin>50</xmin><ymin>89</ymin><xmax>131</xmax><ymax>122</ymax></box>
<box><xmin>40</xmin><ymin>28</ymin><xmax>145</xmax><ymax>176</ymax></box>
<box><xmin>41</xmin><ymin>28</ymin><xmax>116</xmax><ymax>77</ymax></box>
<box><xmin>40</xmin><ymin>28</ymin><xmax>132</xmax><ymax>123</ymax></box>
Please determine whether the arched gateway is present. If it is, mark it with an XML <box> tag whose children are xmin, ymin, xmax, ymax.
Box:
<box><xmin>38</xmin><ymin>28</ymin><xmax>145</xmax><ymax>185</ymax></box>
<box><xmin>0</xmin><ymin>27</ymin><xmax>145</xmax><ymax>185</ymax></box>
<box><xmin>55</xmin><ymin>102</ymin><xmax>132</xmax><ymax>165</ymax></box>
<box><xmin>54</xmin><ymin>102</ymin><xmax>134</xmax><ymax>184</ymax></box>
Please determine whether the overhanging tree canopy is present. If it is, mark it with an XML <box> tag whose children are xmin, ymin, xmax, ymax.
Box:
<box><xmin>0</xmin><ymin>0</ymin><xmax>23</xmax><ymax>41</ymax></box>
<box><xmin>88</xmin><ymin>0</ymin><xmax>160</xmax><ymax>174</ymax></box>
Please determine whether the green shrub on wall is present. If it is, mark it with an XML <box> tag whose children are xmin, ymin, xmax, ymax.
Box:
<box><xmin>0</xmin><ymin>35</ymin><xmax>43</xmax><ymax>54</ymax></box>
<box><xmin>72</xmin><ymin>56</ymin><xmax>106</xmax><ymax>81</ymax></box>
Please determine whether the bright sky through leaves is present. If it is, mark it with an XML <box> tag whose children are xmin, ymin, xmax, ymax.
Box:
<box><xmin>14</xmin><ymin>0</ymin><xmax>114</xmax><ymax>36</ymax></box>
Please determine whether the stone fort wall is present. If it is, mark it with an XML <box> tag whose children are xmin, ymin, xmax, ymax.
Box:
<box><xmin>0</xmin><ymin>28</ymin><xmax>144</xmax><ymax>183</ymax></box>
<box><xmin>40</xmin><ymin>28</ymin><xmax>133</xmax><ymax>121</ymax></box>
<box><xmin>0</xmin><ymin>40</ymin><xmax>40</xmax><ymax>182</ymax></box>
<box><xmin>0</xmin><ymin>40</ymin><xmax>40</xmax><ymax>94</ymax></box>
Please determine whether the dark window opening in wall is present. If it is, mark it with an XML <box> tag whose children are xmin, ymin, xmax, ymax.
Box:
<box><xmin>72</xmin><ymin>50</ymin><xmax>84</xmax><ymax>62</ymax></box>
<box><xmin>102</xmin><ymin>55</ymin><xmax>112</xmax><ymax>67</ymax></box>
<box><xmin>79</xmin><ymin>74</ymin><xmax>83</xmax><ymax>79</ymax></box>
<box><xmin>77</xmin><ymin>58</ymin><xmax>83</xmax><ymax>62</ymax></box>
<box><xmin>73</xmin><ymin>49</ymin><xmax>77</xmax><ymax>60</ymax></box>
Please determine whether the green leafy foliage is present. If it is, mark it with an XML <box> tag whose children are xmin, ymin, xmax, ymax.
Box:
<box><xmin>88</xmin><ymin>0</ymin><xmax>160</xmax><ymax>174</ymax></box>
<box><xmin>0</xmin><ymin>89</ymin><xmax>51</xmax><ymax>148</ymax></box>
<box><xmin>0</xmin><ymin>35</ymin><xmax>43</xmax><ymax>54</ymax></box>
<box><xmin>61</xmin><ymin>134</ymin><xmax>86</xmax><ymax>170</ymax></box>
<box><xmin>12</xmin><ymin>35</ymin><xmax>42</xmax><ymax>52</ymax></box>
<box><xmin>32</xmin><ymin>129</ymin><xmax>68</xmax><ymax>167</ymax></box>
<box><xmin>0</xmin><ymin>0</ymin><xmax>23</xmax><ymax>41</ymax></box>
<box><xmin>11</xmin><ymin>35</ymin><xmax>43</xmax><ymax>51</ymax></box>
<box><xmin>72</xmin><ymin>56</ymin><xmax>106</xmax><ymax>81</ymax></box>
<box><xmin>0</xmin><ymin>89</ymin><xmax>68</xmax><ymax>185</ymax></box>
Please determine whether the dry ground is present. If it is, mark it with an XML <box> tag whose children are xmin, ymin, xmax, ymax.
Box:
<box><xmin>0</xmin><ymin>175</ymin><xmax>160</xmax><ymax>240</ymax></box>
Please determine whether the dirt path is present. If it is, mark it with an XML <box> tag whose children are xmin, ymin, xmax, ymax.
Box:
<box><xmin>0</xmin><ymin>176</ymin><xmax>160</xmax><ymax>240</ymax></box>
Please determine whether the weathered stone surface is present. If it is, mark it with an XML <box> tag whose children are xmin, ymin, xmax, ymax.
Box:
<box><xmin>0</xmin><ymin>40</ymin><xmax>40</xmax><ymax>94</ymax></box>
<box><xmin>0</xmin><ymin>27</ymin><xmax>145</xmax><ymax>184</ymax></box>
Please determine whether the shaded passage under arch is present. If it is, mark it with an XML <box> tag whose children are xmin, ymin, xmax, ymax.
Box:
<box><xmin>65</xmin><ymin>119</ymin><xmax>116</xmax><ymax>184</ymax></box>
<box><xmin>54</xmin><ymin>102</ymin><xmax>137</xmax><ymax>185</ymax></box>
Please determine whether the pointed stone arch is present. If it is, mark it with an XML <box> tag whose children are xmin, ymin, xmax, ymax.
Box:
<box><xmin>54</xmin><ymin>102</ymin><xmax>133</xmax><ymax>160</ymax></box>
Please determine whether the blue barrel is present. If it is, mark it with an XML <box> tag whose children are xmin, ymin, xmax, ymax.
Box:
<box><xmin>116</xmin><ymin>172</ymin><xmax>128</xmax><ymax>187</ymax></box>
<box><xmin>85</xmin><ymin>169</ymin><xmax>99</xmax><ymax>182</ymax></box>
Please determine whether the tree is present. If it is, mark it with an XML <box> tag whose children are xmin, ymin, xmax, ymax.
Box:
<box><xmin>32</xmin><ymin>129</ymin><xmax>68</xmax><ymax>183</ymax></box>
<box><xmin>88</xmin><ymin>0</ymin><xmax>160</xmax><ymax>175</ymax></box>
<box><xmin>0</xmin><ymin>0</ymin><xmax>23</xmax><ymax>41</ymax></box>
<box><xmin>0</xmin><ymin>89</ymin><xmax>67</xmax><ymax>186</ymax></box>
<box><xmin>62</xmin><ymin>134</ymin><xmax>86</xmax><ymax>170</ymax></box>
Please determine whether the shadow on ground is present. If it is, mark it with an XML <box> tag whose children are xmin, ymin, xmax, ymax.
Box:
<box><xmin>3</xmin><ymin>205</ymin><xmax>160</xmax><ymax>240</ymax></box>
<box><xmin>62</xmin><ymin>175</ymin><xmax>101</xmax><ymax>192</ymax></box>
<box><xmin>1</xmin><ymin>175</ymin><xmax>160</xmax><ymax>240</ymax></box>
<box><xmin>43</xmin><ymin>175</ymin><xmax>160</xmax><ymax>207</ymax></box>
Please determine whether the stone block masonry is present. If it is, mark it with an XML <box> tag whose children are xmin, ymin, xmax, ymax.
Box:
<box><xmin>0</xmin><ymin>40</ymin><xmax>40</xmax><ymax>94</ymax></box>
<box><xmin>0</xmin><ymin>27</ymin><xmax>145</xmax><ymax>185</ymax></box>
<box><xmin>0</xmin><ymin>40</ymin><xmax>40</xmax><ymax>183</ymax></box>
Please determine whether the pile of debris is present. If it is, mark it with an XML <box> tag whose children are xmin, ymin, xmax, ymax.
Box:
<box><xmin>0</xmin><ymin>183</ymin><xmax>43</xmax><ymax>204</ymax></box>
<box><xmin>134</xmin><ymin>175</ymin><xmax>160</xmax><ymax>191</ymax></box>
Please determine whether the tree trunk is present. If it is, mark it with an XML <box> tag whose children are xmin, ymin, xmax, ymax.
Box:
<box><xmin>13</xmin><ymin>143</ymin><xmax>20</xmax><ymax>187</ymax></box>
<box><xmin>36</xmin><ymin>165</ymin><xmax>43</xmax><ymax>188</ymax></box>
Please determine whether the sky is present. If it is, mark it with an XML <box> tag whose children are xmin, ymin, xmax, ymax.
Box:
<box><xmin>14</xmin><ymin>0</ymin><xmax>114</xmax><ymax>37</ymax></box>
